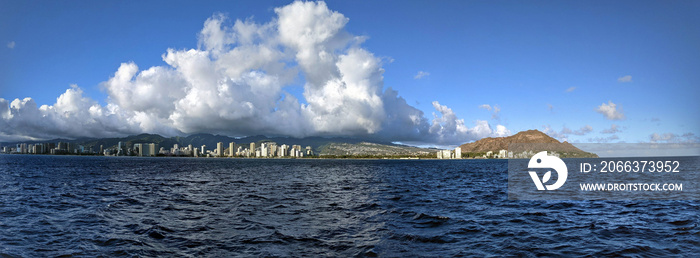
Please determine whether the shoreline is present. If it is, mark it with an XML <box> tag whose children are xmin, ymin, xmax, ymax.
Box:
<box><xmin>4</xmin><ymin>153</ymin><xmax>697</xmax><ymax>160</ymax></box>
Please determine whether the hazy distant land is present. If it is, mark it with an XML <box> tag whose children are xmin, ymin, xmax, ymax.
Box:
<box><xmin>1</xmin><ymin>129</ymin><xmax>596</xmax><ymax>159</ymax></box>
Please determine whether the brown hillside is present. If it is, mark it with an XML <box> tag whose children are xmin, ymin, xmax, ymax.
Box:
<box><xmin>460</xmin><ymin>129</ymin><xmax>593</xmax><ymax>155</ymax></box>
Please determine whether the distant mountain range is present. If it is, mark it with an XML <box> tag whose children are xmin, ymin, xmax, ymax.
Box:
<box><xmin>2</xmin><ymin>129</ymin><xmax>597</xmax><ymax>157</ymax></box>
<box><xmin>459</xmin><ymin>129</ymin><xmax>598</xmax><ymax>158</ymax></box>
<box><xmin>318</xmin><ymin>142</ymin><xmax>436</xmax><ymax>157</ymax></box>
<box><xmin>0</xmin><ymin>133</ymin><xmax>429</xmax><ymax>156</ymax></box>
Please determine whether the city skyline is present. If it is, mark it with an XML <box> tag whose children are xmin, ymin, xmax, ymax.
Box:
<box><xmin>2</xmin><ymin>139</ymin><xmax>323</xmax><ymax>159</ymax></box>
<box><xmin>1</xmin><ymin>1</ymin><xmax>698</xmax><ymax>147</ymax></box>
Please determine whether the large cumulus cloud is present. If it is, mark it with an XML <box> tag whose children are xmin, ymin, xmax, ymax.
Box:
<box><xmin>0</xmin><ymin>1</ymin><xmax>508</xmax><ymax>146</ymax></box>
<box><xmin>0</xmin><ymin>85</ymin><xmax>140</xmax><ymax>141</ymax></box>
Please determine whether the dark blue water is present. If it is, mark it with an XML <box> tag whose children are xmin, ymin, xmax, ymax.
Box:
<box><xmin>0</xmin><ymin>155</ymin><xmax>698</xmax><ymax>256</ymax></box>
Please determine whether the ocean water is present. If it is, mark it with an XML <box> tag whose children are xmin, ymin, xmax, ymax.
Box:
<box><xmin>0</xmin><ymin>155</ymin><xmax>698</xmax><ymax>256</ymax></box>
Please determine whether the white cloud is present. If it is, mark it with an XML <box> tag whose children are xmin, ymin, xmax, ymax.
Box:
<box><xmin>542</xmin><ymin>125</ymin><xmax>568</xmax><ymax>142</ymax></box>
<box><xmin>566</xmin><ymin>86</ymin><xmax>576</xmax><ymax>92</ymax></box>
<box><xmin>478</xmin><ymin>104</ymin><xmax>491</xmax><ymax>111</ymax></box>
<box><xmin>650</xmin><ymin>133</ymin><xmax>674</xmax><ymax>143</ymax></box>
<box><xmin>479</xmin><ymin>104</ymin><xmax>500</xmax><ymax>120</ymax></box>
<box><xmin>574</xmin><ymin>125</ymin><xmax>593</xmax><ymax>135</ymax></box>
<box><xmin>588</xmin><ymin>135</ymin><xmax>620</xmax><ymax>143</ymax></box>
<box><xmin>542</xmin><ymin>124</ymin><xmax>593</xmax><ymax>141</ymax></box>
<box><xmin>595</xmin><ymin>101</ymin><xmax>625</xmax><ymax>120</ymax></box>
<box><xmin>650</xmin><ymin>132</ymin><xmax>700</xmax><ymax>143</ymax></box>
<box><xmin>0</xmin><ymin>86</ymin><xmax>142</xmax><ymax>141</ymax></box>
<box><xmin>617</xmin><ymin>75</ymin><xmax>632</xmax><ymax>83</ymax></box>
<box><xmin>6</xmin><ymin>41</ymin><xmax>15</xmax><ymax>49</ymax></box>
<box><xmin>0</xmin><ymin>1</ymin><xmax>507</xmax><ymax>146</ymax></box>
<box><xmin>601</xmin><ymin>124</ymin><xmax>621</xmax><ymax>134</ymax></box>
<box><xmin>493</xmin><ymin>125</ymin><xmax>510</xmax><ymax>137</ymax></box>
<box><xmin>414</xmin><ymin>71</ymin><xmax>430</xmax><ymax>79</ymax></box>
<box><xmin>560</xmin><ymin>125</ymin><xmax>593</xmax><ymax>136</ymax></box>
<box><xmin>428</xmin><ymin>101</ymin><xmax>508</xmax><ymax>144</ymax></box>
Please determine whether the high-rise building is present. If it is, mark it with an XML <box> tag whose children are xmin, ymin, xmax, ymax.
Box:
<box><xmin>67</xmin><ymin>143</ymin><xmax>76</xmax><ymax>154</ymax></box>
<box><xmin>217</xmin><ymin>142</ymin><xmax>224</xmax><ymax>157</ymax></box>
<box><xmin>134</xmin><ymin>143</ymin><xmax>143</xmax><ymax>156</ymax></box>
<box><xmin>260</xmin><ymin>144</ymin><xmax>267</xmax><ymax>157</ymax></box>
<box><xmin>305</xmin><ymin>146</ymin><xmax>313</xmax><ymax>156</ymax></box>
<box><xmin>117</xmin><ymin>141</ymin><xmax>124</xmax><ymax>156</ymax></box>
<box><xmin>498</xmin><ymin>149</ymin><xmax>508</xmax><ymax>159</ymax></box>
<box><xmin>201</xmin><ymin>145</ymin><xmax>207</xmax><ymax>156</ymax></box>
<box><xmin>58</xmin><ymin>142</ymin><xmax>67</xmax><ymax>151</ymax></box>
<box><xmin>454</xmin><ymin>147</ymin><xmax>462</xmax><ymax>159</ymax></box>
<box><xmin>278</xmin><ymin>144</ymin><xmax>288</xmax><ymax>157</ymax></box>
<box><xmin>229</xmin><ymin>142</ymin><xmax>235</xmax><ymax>157</ymax></box>
<box><xmin>249</xmin><ymin>143</ymin><xmax>256</xmax><ymax>156</ymax></box>
<box><xmin>268</xmin><ymin>143</ymin><xmax>277</xmax><ymax>157</ymax></box>
<box><xmin>437</xmin><ymin>149</ymin><xmax>453</xmax><ymax>159</ymax></box>
<box><xmin>135</xmin><ymin>143</ymin><xmax>158</xmax><ymax>157</ymax></box>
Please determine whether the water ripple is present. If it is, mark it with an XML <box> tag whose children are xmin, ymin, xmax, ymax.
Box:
<box><xmin>0</xmin><ymin>155</ymin><xmax>698</xmax><ymax>256</ymax></box>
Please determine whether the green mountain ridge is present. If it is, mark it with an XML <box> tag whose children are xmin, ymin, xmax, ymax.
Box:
<box><xmin>318</xmin><ymin>142</ymin><xmax>437</xmax><ymax>157</ymax></box>
<box><xmin>1</xmin><ymin>133</ymin><xmax>409</xmax><ymax>155</ymax></box>
<box><xmin>3</xmin><ymin>129</ymin><xmax>599</xmax><ymax>157</ymax></box>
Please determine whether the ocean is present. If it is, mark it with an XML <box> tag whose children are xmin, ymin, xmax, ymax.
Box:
<box><xmin>0</xmin><ymin>155</ymin><xmax>698</xmax><ymax>256</ymax></box>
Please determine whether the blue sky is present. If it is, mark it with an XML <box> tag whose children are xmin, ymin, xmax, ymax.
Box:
<box><xmin>1</xmin><ymin>0</ymin><xmax>698</xmax><ymax>146</ymax></box>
